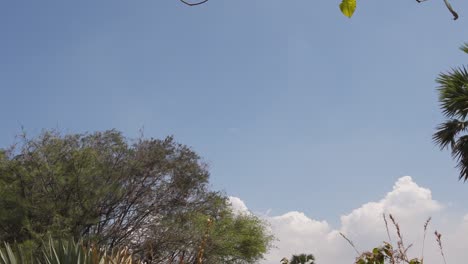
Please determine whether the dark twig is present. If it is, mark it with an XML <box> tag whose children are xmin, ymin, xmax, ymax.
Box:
<box><xmin>443</xmin><ymin>0</ymin><xmax>459</xmax><ymax>20</ymax></box>
<box><xmin>416</xmin><ymin>0</ymin><xmax>459</xmax><ymax>20</ymax></box>
<box><xmin>339</xmin><ymin>232</ymin><xmax>361</xmax><ymax>256</ymax></box>
<box><xmin>383</xmin><ymin>213</ymin><xmax>392</xmax><ymax>243</ymax></box>
<box><xmin>179</xmin><ymin>0</ymin><xmax>209</xmax><ymax>6</ymax></box>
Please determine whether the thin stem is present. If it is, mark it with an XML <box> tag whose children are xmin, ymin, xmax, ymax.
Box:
<box><xmin>443</xmin><ymin>0</ymin><xmax>459</xmax><ymax>20</ymax></box>
<box><xmin>339</xmin><ymin>232</ymin><xmax>361</xmax><ymax>256</ymax></box>
<box><xmin>435</xmin><ymin>231</ymin><xmax>448</xmax><ymax>264</ymax></box>
<box><xmin>383</xmin><ymin>213</ymin><xmax>392</xmax><ymax>243</ymax></box>
<box><xmin>421</xmin><ymin>217</ymin><xmax>431</xmax><ymax>262</ymax></box>
<box><xmin>415</xmin><ymin>0</ymin><xmax>458</xmax><ymax>20</ymax></box>
<box><xmin>179</xmin><ymin>0</ymin><xmax>209</xmax><ymax>6</ymax></box>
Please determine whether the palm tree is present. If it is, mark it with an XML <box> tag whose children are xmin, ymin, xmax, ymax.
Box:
<box><xmin>433</xmin><ymin>43</ymin><xmax>468</xmax><ymax>181</ymax></box>
<box><xmin>289</xmin><ymin>253</ymin><xmax>315</xmax><ymax>264</ymax></box>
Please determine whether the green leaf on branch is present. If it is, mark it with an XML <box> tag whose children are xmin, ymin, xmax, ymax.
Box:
<box><xmin>339</xmin><ymin>0</ymin><xmax>356</xmax><ymax>18</ymax></box>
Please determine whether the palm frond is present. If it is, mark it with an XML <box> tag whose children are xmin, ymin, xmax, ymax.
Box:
<box><xmin>460</xmin><ymin>43</ymin><xmax>468</xmax><ymax>54</ymax></box>
<box><xmin>433</xmin><ymin>119</ymin><xmax>468</xmax><ymax>149</ymax></box>
<box><xmin>451</xmin><ymin>135</ymin><xmax>468</xmax><ymax>181</ymax></box>
<box><xmin>290</xmin><ymin>253</ymin><xmax>315</xmax><ymax>264</ymax></box>
<box><xmin>437</xmin><ymin>65</ymin><xmax>468</xmax><ymax>119</ymax></box>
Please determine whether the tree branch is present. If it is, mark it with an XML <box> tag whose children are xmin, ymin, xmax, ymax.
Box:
<box><xmin>443</xmin><ymin>0</ymin><xmax>459</xmax><ymax>20</ymax></box>
<box><xmin>179</xmin><ymin>0</ymin><xmax>209</xmax><ymax>6</ymax></box>
<box><xmin>416</xmin><ymin>0</ymin><xmax>459</xmax><ymax>20</ymax></box>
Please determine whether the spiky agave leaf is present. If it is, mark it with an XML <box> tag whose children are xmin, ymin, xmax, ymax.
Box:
<box><xmin>0</xmin><ymin>243</ymin><xmax>17</xmax><ymax>264</ymax></box>
<box><xmin>0</xmin><ymin>242</ymin><xmax>36</xmax><ymax>264</ymax></box>
<box><xmin>0</xmin><ymin>238</ymin><xmax>140</xmax><ymax>264</ymax></box>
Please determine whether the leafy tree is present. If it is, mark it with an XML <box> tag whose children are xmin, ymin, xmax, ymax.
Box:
<box><xmin>145</xmin><ymin>210</ymin><xmax>273</xmax><ymax>264</ymax></box>
<box><xmin>433</xmin><ymin>43</ymin><xmax>468</xmax><ymax>181</ymax></box>
<box><xmin>281</xmin><ymin>253</ymin><xmax>316</xmax><ymax>264</ymax></box>
<box><xmin>291</xmin><ymin>254</ymin><xmax>315</xmax><ymax>264</ymax></box>
<box><xmin>206</xmin><ymin>212</ymin><xmax>273</xmax><ymax>263</ymax></box>
<box><xmin>0</xmin><ymin>130</ymin><xmax>272</xmax><ymax>263</ymax></box>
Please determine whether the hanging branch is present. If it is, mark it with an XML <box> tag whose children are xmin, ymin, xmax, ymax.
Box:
<box><xmin>179</xmin><ymin>0</ymin><xmax>209</xmax><ymax>6</ymax></box>
<box><xmin>416</xmin><ymin>0</ymin><xmax>459</xmax><ymax>20</ymax></box>
<box><xmin>179</xmin><ymin>0</ymin><xmax>459</xmax><ymax>20</ymax></box>
<box><xmin>443</xmin><ymin>0</ymin><xmax>459</xmax><ymax>20</ymax></box>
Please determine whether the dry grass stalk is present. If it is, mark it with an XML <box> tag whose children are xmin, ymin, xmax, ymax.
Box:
<box><xmin>435</xmin><ymin>231</ymin><xmax>447</xmax><ymax>264</ymax></box>
<box><xmin>342</xmin><ymin>214</ymin><xmax>447</xmax><ymax>264</ymax></box>
<box><xmin>389</xmin><ymin>214</ymin><xmax>413</xmax><ymax>263</ymax></box>
<box><xmin>420</xmin><ymin>217</ymin><xmax>431</xmax><ymax>263</ymax></box>
<box><xmin>339</xmin><ymin>232</ymin><xmax>361</xmax><ymax>256</ymax></box>
<box><xmin>383</xmin><ymin>213</ymin><xmax>392</xmax><ymax>243</ymax></box>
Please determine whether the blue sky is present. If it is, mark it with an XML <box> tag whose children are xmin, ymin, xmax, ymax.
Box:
<box><xmin>1</xmin><ymin>0</ymin><xmax>468</xmax><ymax>226</ymax></box>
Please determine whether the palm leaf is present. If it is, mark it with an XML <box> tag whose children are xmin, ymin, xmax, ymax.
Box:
<box><xmin>460</xmin><ymin>43</ymin><xmax>468</xmax><ymax>54</ymax></box>
<box><xmin>452</xmin><ymin>135</ymin><xmax>468</xmax><ymax>181</ymax></box>
<box><xmin>437</xmin><ymin>66</ymin><xmax>468</xmax><ymax>119</ymax></box>
<box><xmin>433</xmin><ymin>119</ymin><xmax>468</xmax><ymax>149</ymax></box>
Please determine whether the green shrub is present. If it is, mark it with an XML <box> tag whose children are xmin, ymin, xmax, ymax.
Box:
<box><xmin>341</xmin><ymin>214</ymin><xmax>447</xmax><ymax>264</ymax></box>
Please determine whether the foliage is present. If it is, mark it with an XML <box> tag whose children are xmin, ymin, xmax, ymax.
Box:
<box><xmin>342</xmin><ymin>214</ymin><xmax>447</xmax><ymax>264</ymax></box>
<box><xmin>0</xmin><ymin>130</ymin><xmax>272</xmax><ymax>263</ymax></box>
<box><xmin>281</xmin><ymin>253</ymin><xmax>316</xmax><ymax>264</ymax></box>
<box><xmin>433</xmin><ymin>43</ymin><xmax>468</xmax><ymax>181</ymax></box>
<box><xmin>353</xmin><ymin>242</ymin><xmax>422</xmax><ymax>264</ymax></box>
<box><xmin>42</xmin><ymin>238</ymin><xmax>140</xmax><ymax>264</ymax></box>
<box><xmin>206</xmin><ymin>212</ymin><xmax>274</xmax><ymax>263</ymax></box>
<box><xmin>0</xmin><ymin>242</ymin><xmax>33</xmax><ymax>264</ymax></box>
<box><xmin>140</xmin><ymin>210</ymin><xmax>273</xmax><ymax>263</ymax></box>
<box><xmin>0</xmin><ymin>237</ymin><xmax>141</xmax><ymax>264</ymax></box>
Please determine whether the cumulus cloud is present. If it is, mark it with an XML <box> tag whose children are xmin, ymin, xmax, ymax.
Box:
<box><xmin>228</xmin><ymin>196</ymin><xmax>250</xmax><ymax>215</ymax></box>
<box><xmin>231</xmin><ymin>176</ymin><xmax>468</xmax><ymax>264</ymax></box>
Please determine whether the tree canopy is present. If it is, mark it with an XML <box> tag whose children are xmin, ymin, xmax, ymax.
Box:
<box><xmin>0</xmin><ymin>130</ymin><xmax>273</xmax><ymax>263</ymax></box>
<box><xmin>433</xmin><ymin>44</ymin><xmax>468</xmax><ymax>181</ymax></box>
<box><xmin>281</xmin><ymin>253</ymin><xmax>316</xmax><ymax>264</ymax></box>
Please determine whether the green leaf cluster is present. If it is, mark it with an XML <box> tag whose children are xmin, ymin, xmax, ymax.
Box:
<box><xmin>206</xmin><ymin>212</ymin><xmax>274</xmax><ymax>263</ymax></box>
<box><xmin>282</xmin><ymin>253</ymin><xmax>315</xmax><ymax>264</ymax></box>
<box><xmin>434</xmin><ymin>43</ymin><xmax>468</xmax><ymax>180</ymax></box>
<box><xmin>355</xmin><ymin>243</ymin><xmax>398</xmax><ymax>264</ymax></box>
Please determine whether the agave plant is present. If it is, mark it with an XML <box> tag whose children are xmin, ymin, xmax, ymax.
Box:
<box><xmin>42</xmin><ymin>238</ymin><xmax>139</xmax><ymax>264</ymax></box>
<box><xmin>0</xmin><ymin>238</ymin><xmax>140</xmax><ymax>264</ymax></box>
<box><xmin>42</xmin><ymin>238</ymin><xmax>87</xmax><ymax>264</ymax></box>
<box><xmin>0</xmin><ymin>242</ymin><xmax>33</xmax><ymax>264</ymax></box>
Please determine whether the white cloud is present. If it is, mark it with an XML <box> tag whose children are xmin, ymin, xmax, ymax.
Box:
<box><xmin>231</xmin><ymin>176</ymin><xmax>468</xmax><ymax>264</ymax></box>
<box><xmin>228</xmin><ymin>196</ymin><xmax>250</xmax><ymax>215</ymax></box>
